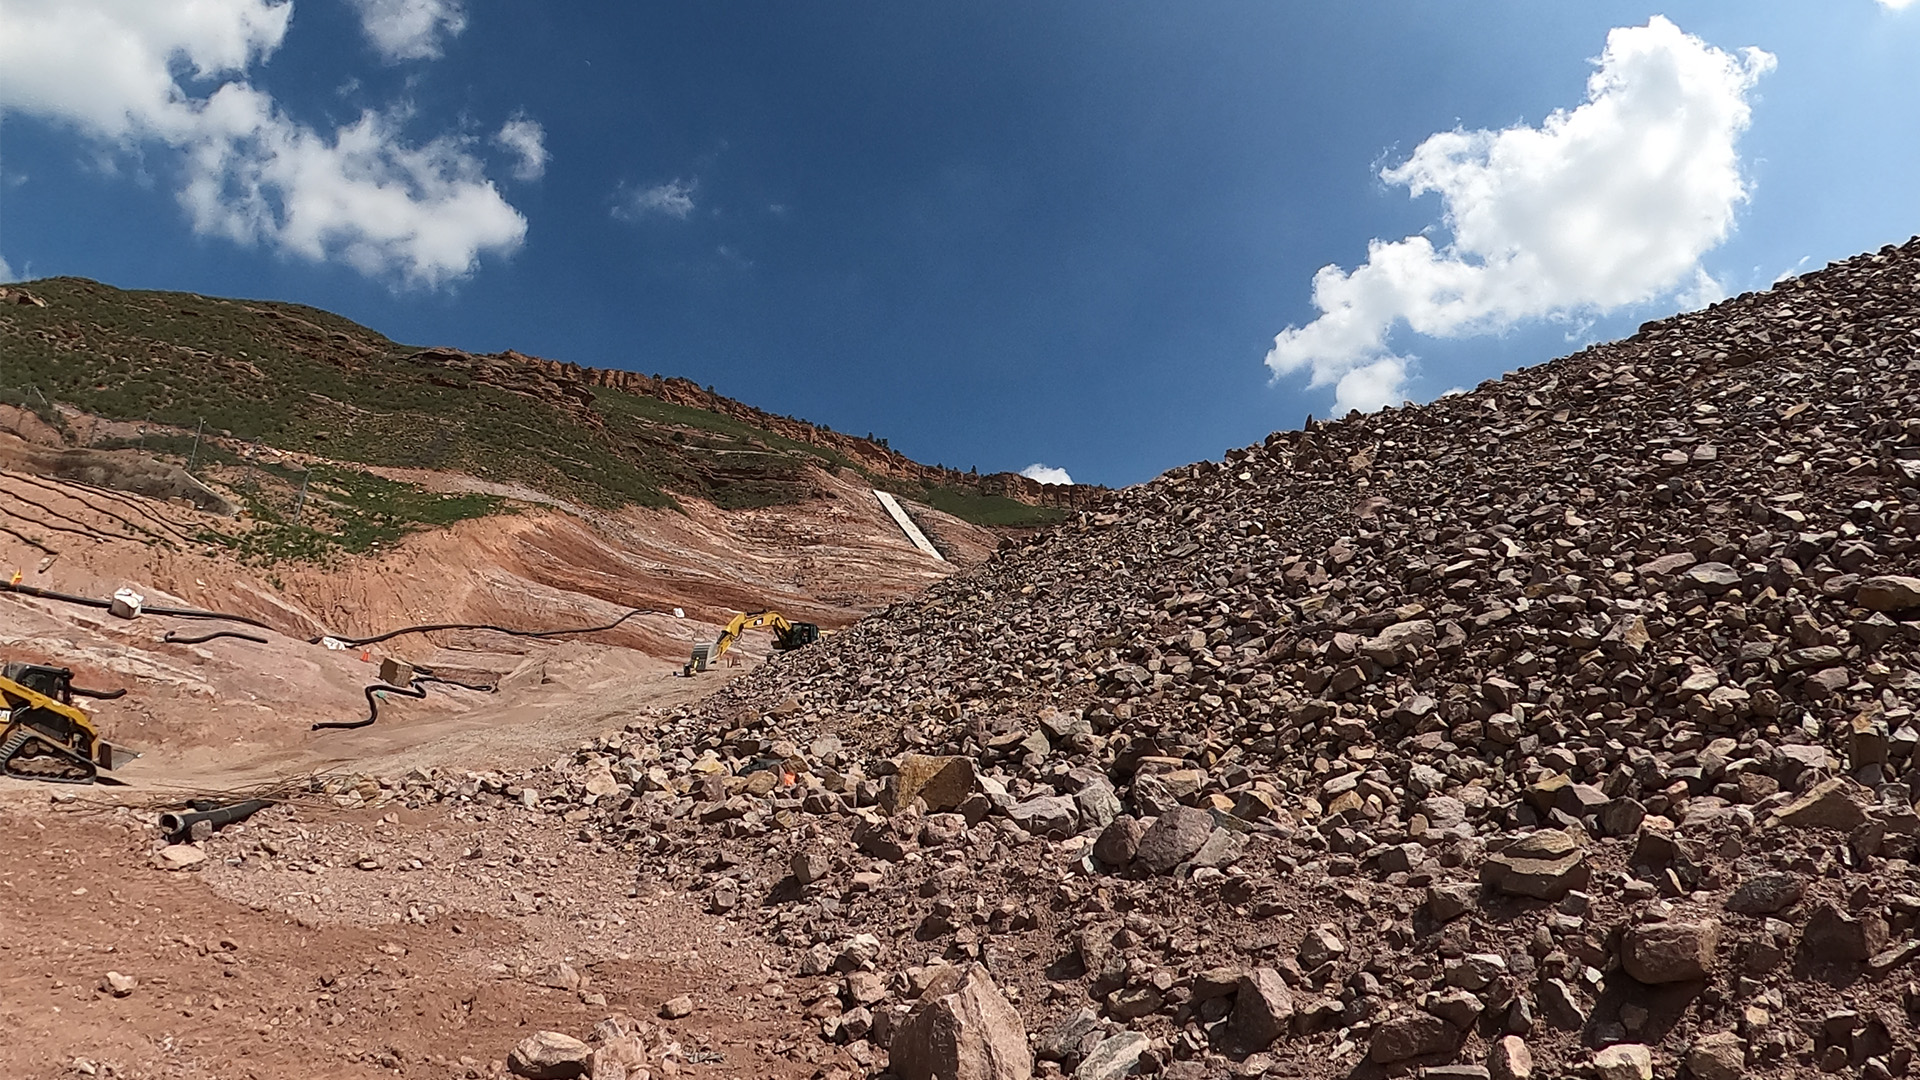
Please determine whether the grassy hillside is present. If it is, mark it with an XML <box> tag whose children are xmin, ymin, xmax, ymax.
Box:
<box><xmin>0</xmin><ymin>277</ymin><xmax>1066</xmax><ymax>529</ymax></box>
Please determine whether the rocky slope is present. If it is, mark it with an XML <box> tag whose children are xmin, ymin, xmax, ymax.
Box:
<box><xmin>352</xmin><ymin>236</ymin><xmax>1920</xmax><ymax>1080</ymax></box>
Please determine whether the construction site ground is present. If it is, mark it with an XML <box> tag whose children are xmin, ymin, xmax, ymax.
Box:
<box><xmin>0</xmin><ymin>410</ymin><xmax>992</xmax><ymax>1080</ymax></box>
<box><xmin>0</xmin><ymin>792</ymin><xmax>842</xmax><ymax>1080</ymax></box>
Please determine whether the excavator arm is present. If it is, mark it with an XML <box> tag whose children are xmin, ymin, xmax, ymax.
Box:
<box><xmin>684</xmin><ymin>611</ymin><xmax>820</xmax><ymax>675</ymax></box>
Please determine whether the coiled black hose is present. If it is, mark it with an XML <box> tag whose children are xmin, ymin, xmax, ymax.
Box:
<box><xmin>313</xmin><ymin>681</ymin><xmax>429</xmax><ymax>732</ymax></box>
<box><xmin>310</xmin><ymin>669</ymin><xmax>496</xmax><ymax>732</ymax></box>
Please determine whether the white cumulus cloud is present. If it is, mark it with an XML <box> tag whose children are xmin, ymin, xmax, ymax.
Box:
<box><xmin>346</xmin><ymin>0</ymin><xmax>466</xmax><ymax>62</ymax></box>
<box><xmin>493</xmin><ymin>114</ymin><xmax>548</xmax><ymax>182</ymax></box>
<box><xmin>1880</xmin><ymin>0</ymin><xmax>1917</xmax><ymax>10</ymax></box>
<box><xmin>1019</xmin><ymin>463</ymin><xmax>1073</xmax><ymax>486</ymax></box>
<box><xmin>0</xmin><ymin>0</ymin><xmax>527</xmax><ymax>286</ymax></box>
<box><xmin>614</xmin><ymin>179</ymin><xmax>697</xmax><ymax>221</ymax></box>
<box><xmin>1265</xmin><ymin>17</ymin><xmax>1774</xmax><ymax>414</ymax></box>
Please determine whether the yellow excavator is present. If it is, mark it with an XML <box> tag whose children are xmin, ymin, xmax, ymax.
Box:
<box><xmin>1</xmin><ymin>661</ymin><xmax>131</xmax><ymax>785</ymax></box>
<box><xmin>684</xmin><ymin>611</ymin><xmax>820</xmax><ymax>675</ymax></box>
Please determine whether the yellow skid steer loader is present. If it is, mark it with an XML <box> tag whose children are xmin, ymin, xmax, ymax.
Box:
<box><xmin>0</xmin><ymin>661</ymin><xmax>131</xmax><ymax>785</ymax></box>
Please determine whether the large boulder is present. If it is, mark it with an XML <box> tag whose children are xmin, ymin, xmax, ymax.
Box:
<box><xmin>891</xmin><ymin>964</ymin><xmax>1032</xmax><ymax>1080</ymax></box>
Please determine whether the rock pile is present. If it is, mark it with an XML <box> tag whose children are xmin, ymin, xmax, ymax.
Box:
<box><xmin>436</xmin><ymin>238</ymin><xmax>1920</xmax><ymax>1077</ymax></box>
<box><xmin>505</xmin><ymin>1015</ymin><xmax>688</xmax><ymax>1080</ymax></box>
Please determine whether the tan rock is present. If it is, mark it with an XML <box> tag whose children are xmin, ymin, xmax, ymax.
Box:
<box><xmin>1768</xmin><ymin>777</ymin><xmax>1868</xmax><ymax>831</ymax></box>
<box><xmin>1685</xmin><ymin>1032</ymin><xmax>1745</xmax><ymax>1080</ymax></box>
<box><xmin>885</xmin><ymin>754</ymin><xmax>977</xmax><ymax>814</ymax></box>
<box><xmin>156</xmin><ymin>845</ymin><xmax>207</xmax><ymax>870</ymax></box>
<box><xmin>1480</xmin><ymin>830</ymin><xmax>1587</xmax><ymax>900</ymax></box>
<box><xmin>1489</xmin><ymin>1034</ymin><xmax>1533</xmax><ymax>1080</ymax></box>
<box><xmin>509</xmin><ymin>1031</ymin><xmax>593</xmax><ymax>1079</ymax></box>
<box><xmin>1593</xmin><ymin>1043</ymin><xmax>1652</xmax><ymax>1080</ymax></box>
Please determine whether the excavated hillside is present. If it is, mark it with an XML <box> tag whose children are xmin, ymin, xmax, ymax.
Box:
<box><xmin>349</xmin><ymin>236</ymin><xmax>1920</xmax><ymax>1080</ymax></box>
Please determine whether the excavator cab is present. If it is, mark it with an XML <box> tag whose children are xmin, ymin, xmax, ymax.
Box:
<box><xmin>684</xmin><ymin>611</ymin><xmax>819</xmax><ymax>675</ymax></box>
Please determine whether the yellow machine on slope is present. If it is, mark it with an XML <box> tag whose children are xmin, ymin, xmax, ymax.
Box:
<box><xmin>1</xmin><ymin>662</ymin><xmax>130</xmax><ymax>785</ymax></box>
<box><xmin>684</xmin><ymin>611</ymin><xmax>820</xmax><ymax>675</ymax></box>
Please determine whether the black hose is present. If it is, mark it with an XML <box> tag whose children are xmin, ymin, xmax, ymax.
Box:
<box><xmin>68</xmin><ymin>684</ymin><xmax>126</xmax><ymax>700</ymax></box>
<box><xmin>312</xmin><ymin>681</ymin><xmax>429</xmax><ymax>731</ymax></box>
<box><xmin>0</xmin><ymin>580</ymin><xmax>110</xmax><ymax>610</ymax></box>
<box><xmin>309</xmin><ymin>667</ymin><xmax>498</xmax><ymax>732</ymax></box>
<box><xmin>163</xmin><ymin>629</ymin><xmax>270</xmax><ymax>646</ymax></box>
<box><xmin>315</xmin><ymin>606</ymin><xmax>659</xmax><ymax>648</ymax></box>
<box><xmin>141</xmin><ymin>604</ymin><xmax>277</xmax><ymax>631</ymax></box>
<box><xmin>158</xmin><ymin>798</ymin><xmax>273</xmax><ymax>839</ymax></box>
<box><xmin>0</xmin><ymin>580</ymin><xmax>278</xmax><ymax>631</ymax></box>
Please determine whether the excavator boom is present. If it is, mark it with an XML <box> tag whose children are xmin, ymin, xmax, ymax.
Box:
<box><xmin>684</xmin><ymin>610</ymin><xmax>820</xmax><ymax>675</ymax></box>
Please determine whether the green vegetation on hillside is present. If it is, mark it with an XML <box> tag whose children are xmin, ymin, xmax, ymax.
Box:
<box><xmin>108</xmin><ymin>433</ymin><xmax>504</xmax><ymax>563</ymax></box>
<box><xmin>0</xmin><ymin>276</ymin><xmax>1065</xmax><ymax>529</ymax></box>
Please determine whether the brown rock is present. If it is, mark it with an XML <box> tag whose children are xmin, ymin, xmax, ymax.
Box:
<box><xmin>1855</xmin><ymin>575</ymin><xmax>1920</xmax><ymax>612</ymax></box>
<box><xmin>1592</xmin><ymin>1043</ymin><xmax>1652</xmax><ymax>1080</ymax></box>
<box><xmin>1092</xmin><ymin>815</ymin><xmax>1145</xmax><ymax>866</ymax></box>
<box><xmin>1622</xmin><ymin>919</ymin><xmax>1719</xmax><ymax>984</ymax></box>
<box><xmin>1480</xmin><ymin>830</ymin><xmax>1587</xmax><ymax>900</ymax></box>
<box><xmin>1768</xmin><ymin>778</ymin><xmax>1868</xmax><ymax>831</ymax></box>
<box><xmin>1685</xmin><ymin>1032</ymin><xmax>1745</xmax><ymax>1080</ymax></box>
<box><xmin>1368</xmin><ymin>1010</ymin><xmax>1456</xmax><ymax>1064</ymax></box>
<box><xmin>1133</xmin><ymin>806</ymin><xmax>1214</xmax><ymax>874</ymax></box>
<box><xmin>1224</xmin><ymin>967</ymin><xmax>1294</xmax><ymax>1053</ymax></box>
<box><xmin>891</xmin><ymin>963</ymin><xmax>1032</xmax><ymax>1080</ymax></box>
<box><xmin>1803</xmin><ymin>902</ymin><xmax>1890</xmax><ymax>963</ymax></box>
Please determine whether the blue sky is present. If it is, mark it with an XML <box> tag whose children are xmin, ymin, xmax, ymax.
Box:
<box><xmin>1</xmin><ymin>2</ymin><xmax>1917</xmax><ymax>488</ymax></box>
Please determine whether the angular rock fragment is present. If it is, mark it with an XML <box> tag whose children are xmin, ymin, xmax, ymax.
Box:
<box><xmin>1768</xmin><ymin>778</ymin><xmax>1868</xmax><ymax>831</ymax></box>
<box><xmin>1367</xmin><ymin>1010</ymin><xmax>1455</xmax><ymax>1063</ymax></box>
<box><xmin>509</xmin><ymin>1032</ymin><xmax>594</xmax><ymax>1080</ymax></box>
<box><xmin>1622</xmin><ymin>919</ymin><xmax>1719</xmax><ymax>984</ymax></box>
<box><xmin>891</xmin><ymin>964</ymin><xmax>1032</xmax><ymax>1080</ymax></box>
<box><xmin>1133</xmin><ymin>806</ymin><xmax>1214</xmax><ymax>874</ymax></box>
<box><xmin>1480</xmin><ymin>830</ymin><xmax>1587</xmax><ymax>900</ymax></box>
